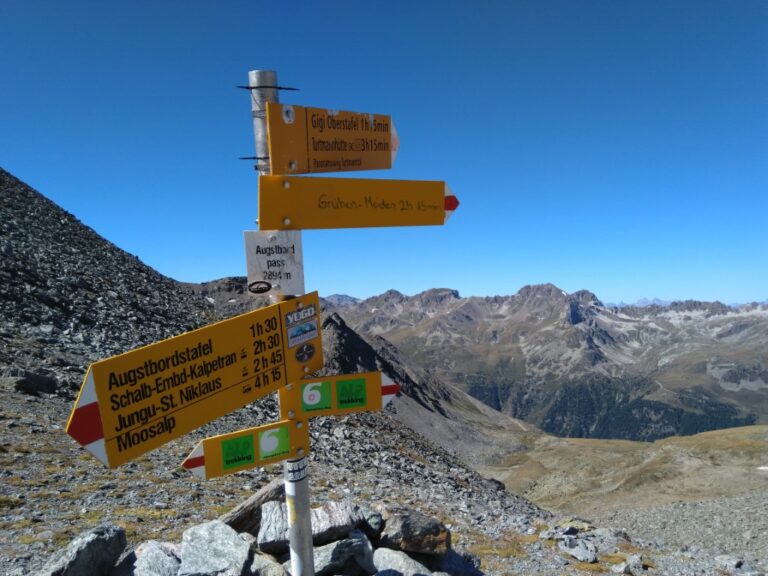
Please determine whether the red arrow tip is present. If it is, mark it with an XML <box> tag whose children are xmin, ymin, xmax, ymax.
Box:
<box><xmin>67</xmin><ymin>402</ymin><xmax>104</xmax><ymax>446</ymax></box>
<box><xmin>444</xmin><ymin>195</ymin><xmax>459</xmax><ymax>211</ymax></box>
<box><xmin>382</xmin><ymin>383</ymin><xmax>400</xmax><ymax>396</ymax></box>
<box><xmin>183</xmin><ymin>456</ymin><xmax>205</xmax><ymax>469</ymax></box>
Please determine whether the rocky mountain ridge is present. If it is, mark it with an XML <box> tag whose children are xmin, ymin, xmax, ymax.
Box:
<box><xmin>0</xmin><ymin>169</ymin><xmax>216</xmax><ymax>396</ymax></box>
<box><xmin>329</xmin><ymin>285</ymin><xmax>768</xmax><ymax>440</ymax></box>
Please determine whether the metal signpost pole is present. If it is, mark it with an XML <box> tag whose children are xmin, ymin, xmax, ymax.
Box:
<box><xmin>248</xmin><ymin>69</ymin><xmax>315</xmax><ymax>576</ymax></box>
<box><xmin>248</xmin><ymin>69</ymin><xmax>278</xmax><ymax>176</ymax></box>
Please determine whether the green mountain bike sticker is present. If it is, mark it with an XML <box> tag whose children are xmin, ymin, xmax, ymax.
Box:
<box><xmin>221</xmin><ymin>434</ymin><xmax>255</xmax><ymax>470</ymax></box>
<box><xmin>336</xmin><ymin>378</ymin><xmax>367</xmax><ymax>408</ymax></box>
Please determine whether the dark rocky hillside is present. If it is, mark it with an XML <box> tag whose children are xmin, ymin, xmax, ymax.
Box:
<box><xmin>0</xmin><ymin>168</ymin><xmax>216</xmax><ymax>395</ymax></box>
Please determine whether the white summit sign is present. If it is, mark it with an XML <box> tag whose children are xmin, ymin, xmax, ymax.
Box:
<box><xmin>244</xmin><ymin>230</ymin><xmax>304</xmax><ymax>297</ymax></box>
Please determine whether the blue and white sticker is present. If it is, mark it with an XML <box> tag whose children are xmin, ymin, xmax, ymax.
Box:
<box><xmin>287</xmin><ymin>319</ymin><xmax>318</xmax><ymax>348</ymax></box>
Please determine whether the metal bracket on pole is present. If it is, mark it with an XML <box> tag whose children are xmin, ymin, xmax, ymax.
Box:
<box><xmin>237</xmin><ymin>84</ymin><xmax>300</xmax><ymax>91</ymax></box>
<box><xmin>248</xmin><ymin>69</ymin><xmax>315</xmax><ymax>576</ymax></box>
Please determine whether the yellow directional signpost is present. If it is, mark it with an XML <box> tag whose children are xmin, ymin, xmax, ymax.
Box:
<box><xmin>66</xmin><ymin>292</ymin><xmax>322</xmax><ymax>468</ymax></box>
<box><xmin>266</xmin><ymin>103</ymin><xmax>397</xmax><ymax>175</ymax></box>
<box><xmin>258</xmin><ymin>175</ymin><xmax>459</xmax><ymax>230</ymax></box>
<box><xmin>182</xmin><ymin>419</ymin><xmax>311</xmax><ymax>480</ymax></box>
<box><xmin>278</xmin><ymin>372</ymin><xmax>400</xmax><ymax>419</ymax></box>
<box><xmin>248</xmin><ymin>71</ymin><xmax>457</xmax><ymax>576</ymax></box>
<box><xmin>65</xmin><ymin>69</ymin><xmax>457</xmax><ymax>576</ymax></box>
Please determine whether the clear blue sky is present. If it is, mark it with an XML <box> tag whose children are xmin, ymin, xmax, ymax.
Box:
<box><xmin>2</xmin><ymin>1</ymin><xmax>766</xmax><ymax>304</ymax></box>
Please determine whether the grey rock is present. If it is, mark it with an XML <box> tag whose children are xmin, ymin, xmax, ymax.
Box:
<box><xmin>626</xmin><ymin>553</ymin><xmax>644</xmax><ymax>573</ymax></box>
<box><xmin>257</xmin><ymin>499</ymin><xmax>366</xmax><ymax>555</ymax></box>
<box><xmin>179</xmin><ymin>520</ymin><xmax>252</xmax><ymax>576</ymax></box>
<box><xmin>219</xmin><ymin>478</ymin><xmax>285</xmax><ymax>536</ymax></box>
<box><xmin>538</xmin><ymin>528</ymin><xmax>557</xmax><ymax>541</ymax></box>
<box><xmin>239</xmin><ymin>532</ymin><xmax>258</xmax><ymax>548</ymax></box>
<box><xmin>311</xmin><ymin>500</ymin><xmax>365</xmax><ymax>546</ymax></box>
<box><xmin>422</xmin><ymin>550</ymin><xmax>482</xmax><ymax>576</ymax></box>
<box><xmin>112</xmin><ymin>541</ymin><xmax>181</xmax><ymax>576</ymax></box>
<box><xmin>310</xmin><ymin>530</ymin><xmax>375</xmax><ymax>576</ymax></box>
<box><xmin>13</xmin><ymin>372</ymin><xmax>58</xmax><ymax>395</ymax></box>
<box><xmin>589</xmin><ymin>527</ymin><xmax>629</xmax><ymax>554</ymax></box>
<box><xmin>361</xmin><ymin>512</ymin><xmax>384</xmax><ymax>544</ymax></box>
<box><xmin>376</xmin><ymin>505</ymin><xmax>450</xmax><ymax>555</ymax></box>
<box><xmin>134</xmin><ymin>541</ymin><xmax>181</xmax><ymax>576</ymax></box>
<box><xmin>257</xmin><ymin>501</ymin><xmax>289</xmax><ymax>556</ymax></box>
<box><xmin>558</xmin><ymin>536</ymin><xmax>597</xmax><ymax>563</ymax></box>
<box><xmin>39</xmin><ymin>523</ymin><xmax>126</xmax><ymax>576</ymax></box>
<box><xmin>373</xmin><ymin>548</ymin><xmax>432</xmax><ymax>576</ymax></box>
<box><xmin>0</xmin><ymin>377</ymin><xmax>16</xmax><ymax>392</ymax></box>
<box><xmin>612</xmin><ymin>553</ymin><xmax>644</xmax><ymax>575</ymax></box>
<box><xmin>715</xmin><ymin>554</ymin><xmax>743</xmax><ymax>569</ymax></box>
<box><xmin>248</xmin><ymin>552</ymin><xmax>286</xmax><ymax>576</ymax></box>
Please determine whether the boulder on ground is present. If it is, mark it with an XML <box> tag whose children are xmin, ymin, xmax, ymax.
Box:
<box><xmin>376</xmin><ymin>505</ymin><xmax>450</xmax><ymax>555</ymax></box>
<box><xmin>258</xmin><ymin>499</ymin><xmax>365</xmax><ymax>555</ymax></box>
<box><xmin>558</xmin><ymin>536</ymin><xmax>597</xmax><ymax>563</ymax></box>
<box><xmin>296</xmin><ymin>529</ymin><xmax>375</xmax><ymax>576</ymax></box>
<box><xmin>249</xmin><ymin>551</ymin><xmax>287</xmax><ymax>576</ymax></box>
<box><xmin>11</xmin><ymin>372</ymin><xmax>58</xmax><ymax>396</ymax></box>
<box><xmin>178</xmin><ymin>520</ymin><xmax>252</xmax><ymax>576</ymax></box>
<box><xmin>373</xmin><ymin>547</ymin><xmax>432</xmax><ymax>576</ymax></box>
<box><xmin>113</xmin><ymin>540</ymin><xmax>182</xmax><ymax>576</ymax></box>
<box><xmin>311</xmin><ymin>500</ymin><xmax>365</xmax><ymax>546</ymax></box>
<box><xmin>40</xmin><ymin>523</ymin><xmax>126</xmax><ymax>576</ymax></box>
<box><xmin>257</xmin><ymin>501</ymin><xmax>289</xmax><ymax>556</ymax></box>
<box><xmin>219</xmin><ymin>478</ymin><xmax>285</xmax><ymax>536</ymax></box>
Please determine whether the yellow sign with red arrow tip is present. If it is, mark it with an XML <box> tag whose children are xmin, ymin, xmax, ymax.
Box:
<box><xmin>66</xmin><ymin>292</ymin><xmax>323</xmax><ymax>468</ymax></box>
<box><xmin>278</xmin><ymin>372</ymin><xmax>400</xmax><ymax>419</ymax></box>
<box><xmin>258</xmin><ymin>175</ymin><xmax>459</xmax><ymax>230</ymax></box>
<box><xmin>181</xmin><ymin>419</ymin><xmax>310</xmax><ymax>480</ymax></box>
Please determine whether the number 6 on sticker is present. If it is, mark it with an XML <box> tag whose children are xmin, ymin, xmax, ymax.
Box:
<box><xmin>301</xmin><ymin>381</ymin><xmax>331</xmax><ymax>412</ymax></box>
<box><xmin>303</xmin><ymin>383</ymin><xmax>321</xmax><ymax>405</ymax></box>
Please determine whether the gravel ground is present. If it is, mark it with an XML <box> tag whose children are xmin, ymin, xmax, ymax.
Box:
<box><xmin>3</xmin><ymin>386</ymin><xmax>768</xmax><ymax>575</ymax></box>
<box><xmin>592</xmin><ymin>493</ymin><xmax>768</xmax><ymax>565</ymax></box>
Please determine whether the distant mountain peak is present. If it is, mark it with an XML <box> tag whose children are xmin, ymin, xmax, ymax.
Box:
<box><xmin>516</xmin><ymin>283</ymin><xmax>568</xmax><ymax>301</ymax></box>
<box><xmin>635</xmin><ymin>297</ymin><xmax>672</xmax><ymax>308</ymax></box>
<box><xmin>380</xmin><ymin>288</ymin><xmax>406</xmax><ymax>300</ymax></box>
<box><xmin>414</xmin><ymin>288</ymin><xmax>460</xmax><ymax>305</ymax></box>
<box><xmin>667</xmin><ymin>299</ymin><xmax>732</xmax><ymax>316</ymax></box>
<box><xmin>569</xmin><ymin>289</ymin><xmax>604</xmax><ymax>307</ymax></box>
<box><xmin>324</xmin><ymin>293</ymin><xmax>360</xmax><ymax>307</ymax></box>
